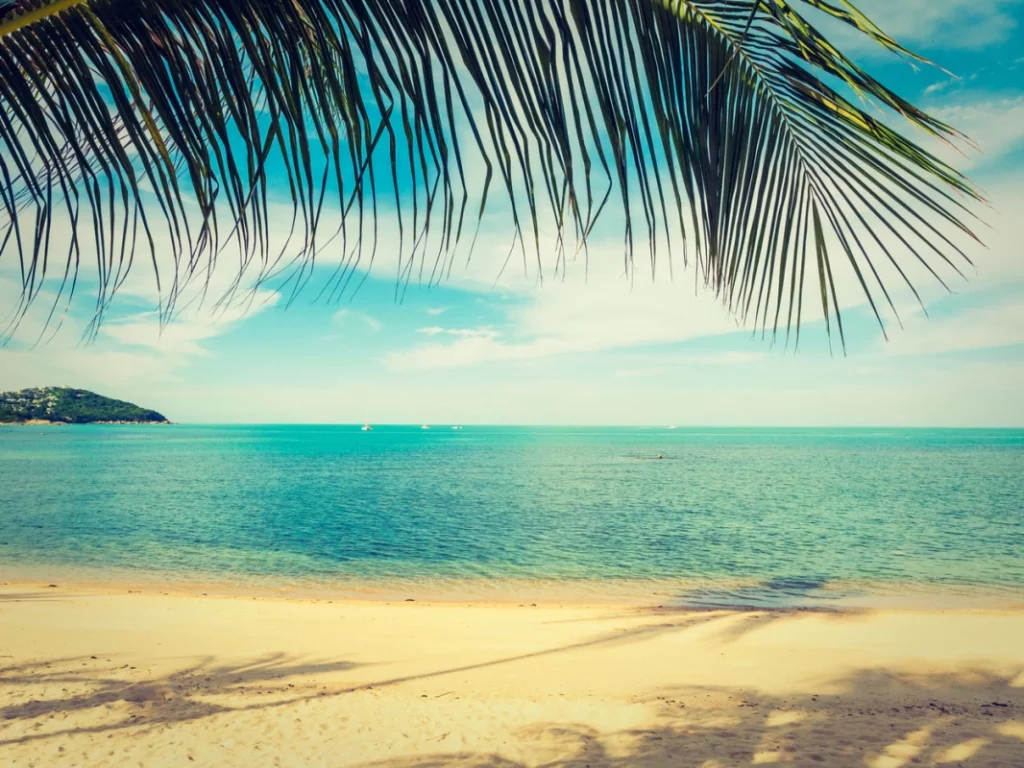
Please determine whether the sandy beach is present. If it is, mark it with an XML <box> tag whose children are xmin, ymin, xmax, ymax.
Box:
<box><xmin>0</xmin><ymin>584</ymin><xmax>1021</xmax><ymax>767</ymax></box>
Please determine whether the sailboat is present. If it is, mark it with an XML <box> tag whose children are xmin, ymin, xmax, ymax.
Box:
<box><xmin>361</xmin><ymin>424</ymin><xmax>373</xmax><ymax>431</ymax></box>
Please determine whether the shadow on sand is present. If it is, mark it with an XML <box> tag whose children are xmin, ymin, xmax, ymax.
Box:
<box><xmin>1</xmin><ymin>609</ymin><xmax>1021</xmax><ymax>766</ymax></box>
<box><xmin>0</xmin><ymin>653</ymin><xmax>362</xmax><ymax>745</ymax></box>
<box><xmin>0</xmin><ymin>589</ymin><xmax>66</xmax><ymax>603</ymax></box>
<box><xmin>351</xmin><ymin>666</ymin><xmax>1024</xmax><ymax>767</ymax></box>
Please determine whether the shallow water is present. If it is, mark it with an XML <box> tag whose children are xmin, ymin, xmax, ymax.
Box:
<box><xmin>1</xmin><ymin>425</ymin><xmax>1022</xmax><ymax>607</ymax></box>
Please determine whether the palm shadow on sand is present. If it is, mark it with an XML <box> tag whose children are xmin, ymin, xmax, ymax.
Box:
<box><xmin>1</xmin><ymin>610</ymin><xmax>1021</xmax><ymax>766</ymax></box>
<box><xmin>0</xmin><ymin>653</ymin><xmax>362</xmax><ymax>745</ymax></box>
<box><xmin>352</xmin><ymin>666</ymin><xmax>1024</xmax><ymax>767</ymax></box>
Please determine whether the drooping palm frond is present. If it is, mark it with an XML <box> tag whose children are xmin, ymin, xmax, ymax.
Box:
<box><xmin>0</xmin><ymin>0</ymin><xmax>981</xmax><ymax>345</ymax></box>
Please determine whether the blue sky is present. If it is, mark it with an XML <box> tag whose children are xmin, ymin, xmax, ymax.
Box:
<box><xmin>2</xmin><ymin>0</ymin><xmax>1023</xmax><ymax>425</ymax></box>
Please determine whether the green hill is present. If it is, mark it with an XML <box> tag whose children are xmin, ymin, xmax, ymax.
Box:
<box><xmin>0</xmin><ymin>387</ymin><xmax>169</xmax><ymax>424</ymax></box>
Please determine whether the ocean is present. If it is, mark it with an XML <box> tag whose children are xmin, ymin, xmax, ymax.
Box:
<box><xmin>1</xmin><ymin>425</ymin><xmax>1021</xmax><ymax>608</ymax></box>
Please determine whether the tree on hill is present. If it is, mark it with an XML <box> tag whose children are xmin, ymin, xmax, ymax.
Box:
<box><xmin>0</xmin><ymin>388</ymin><xmax>168</xmax><ymax>423</ymax></box>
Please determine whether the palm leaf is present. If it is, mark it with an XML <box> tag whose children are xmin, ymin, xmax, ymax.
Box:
<box><xmin>0</xmin><ymin>0</ymin><xmax>981</xmax><ymax>346</ymax></box>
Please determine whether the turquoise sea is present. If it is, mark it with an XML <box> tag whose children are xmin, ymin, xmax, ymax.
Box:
<box><xmin>0</xmin><ymin>426</ymin><xmax>1022</xmax><ymax>607</ymax></box>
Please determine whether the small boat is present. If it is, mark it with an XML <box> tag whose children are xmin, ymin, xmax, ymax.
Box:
<box><xmin>361</xmin><ymin>424</ymin><xmax>373</xmax><ymax>431</ymax></box>
<box><xmin>451</xmin><ymin>425</ymin><xmax>463</xmax><ymax>431</ymax></box>
<box><xmin>421</xmin><ymin>424</ymin><xmax>430</xmax><ymax>430</ymax></box>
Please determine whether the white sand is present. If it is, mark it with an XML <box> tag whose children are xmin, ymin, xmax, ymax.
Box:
<box><xmin>1</xmin><ymin>584</ymin><xmax>1022</xmax><ymax>766</ymax></box>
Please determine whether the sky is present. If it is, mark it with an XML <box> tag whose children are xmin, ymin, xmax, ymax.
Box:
<box><xmin>1</xmin><ymin>0</ymin><xmax>1023</xmax><ymax>426</ymax></box>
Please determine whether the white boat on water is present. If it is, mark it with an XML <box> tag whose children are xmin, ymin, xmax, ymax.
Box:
<box><xmin>452</xmin><ymin>425</ymin><xmax>463</xmax><ymax>430</ymax></box>
<box><xmin>421</xmin><ymin>424</ymin><xmax>430</xmax><ymax>430</ymax></box>
<box><xmin>361</xmin><ymin>424</ymin><xmax>373</xmax><ymax>431</ymax></box>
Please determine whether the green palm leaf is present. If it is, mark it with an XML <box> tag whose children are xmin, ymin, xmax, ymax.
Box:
<box><xmin>0</xmin><ymin>0</ymin><xmax>981</xmax><ymax>346</ymax></box>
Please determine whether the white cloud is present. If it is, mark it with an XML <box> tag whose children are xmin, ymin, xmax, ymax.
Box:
<box><xmin>821</xmin><ymin>1</ymin><xmax>1021</xmax><ymax>51</ymax></box>
<box><xmin>0</xmin><ymin>275</ymin><xmax>281</xmax><ymax>408</ymax></box>
<box><xmin>924</xmin><ymin>80</ymin><xmax>955</xmax><ymax>96</ymax></box>
<box><xmin>614</xmin><ymin>367</ymin><xmax>667</xmax><ymax>378</ymax></box>
<box><xmin>332</xmin><ymin>308</ymin><xmax>382</xmax><ymax>332</ymax></box>
<box><xmin>386</xmin><ymin>175</ymin><xmax>1018</xmax><ymax>374</ymax></box>
<box><xmin>416</xmin><ymin>326</ymin><xmax>496</xmax><ymax>338</ymax></box>
<box><xmin>389</xmin><ymin>277</ymin><xmax>744</xmax><ymax>371</ymax></box>
<box><xmin>685</xmin><ymin>351</ymin><xmax>767</xmax><ymax>366</ymax></box>
<box><xmin>102</xmin><ymin>293</ymin><xmax>279</xmax><ymax>357</ymax></box>
<box><xmin>608</xmin><ymin>353</ymin><xmax>767</xmax><ymax>378</ymax></box>
<box><xmin>928</xmin><ymin>96</ymin><xmax>1024</xmax><ymax>169</ymax></box>
<box><xmin>157</xmin><ymin>356</ymin><xmax>1024</xmax><ymax>426</ymax></box>
<box><xmin>883</xmin><ymin>299</ymin><xmax>1024</xmax><ymax>356</ymax></box>
<box><xmin>425</xmin><ymin>307</ymin><xmax>448</xmax><ymax>316</ymax></box>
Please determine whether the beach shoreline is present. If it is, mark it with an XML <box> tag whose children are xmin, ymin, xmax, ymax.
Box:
<box><xmin>4</xmin><ymin>568</ymin><xmax>1024</xmax><ymax>614</ymax></box>
<box><xmin>2</xmin><ymin>584</ymin><xmax>1023</xmax><ymax>766</ymax></box>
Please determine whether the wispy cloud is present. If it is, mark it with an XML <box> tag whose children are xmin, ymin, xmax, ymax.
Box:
<box><xmin>686</xmin><ymin>351</ymin><xmax>768</xmax><ymax>366</ymax></box>
<box><xmin>0</xmin><ymin>282</ymin><xmax>282</xmax><ymax>406</ymax></box>
<box><xmin>389</xmin><ymin>280</ymin><xmax>746</xmax><ymax>371</ymax></box>
<box><xmin>614</xmin><ymin>367</ymin><xmax>667</xmax><ymax>378</ymax></box>
<box><xmin>929</xmin><ymin>95</ymin><xmax>1024</xmax><ymax>169</ymax></box>
<box><xmin>102</xmin><ymin>293</ymin><xmax>279</xmax><ymax>357</ymax></box>
<box><xmin>823</xmin><ymin>0</ymin><xmax>1021</xmax><ymax>51</ymax></box>
<box><xmin>883</xmin><ymin>299</ymin><xmax>1024</xmax><ymax>356</ymax></box>
<box><xmin>924</xmin><ymin>80</ymin><xmax>957</xmax><ymax>96</ymax></box>
<box><xmin>417</xmin><ymin>326</ymin><xmax>496</xmax><ymax>338</ymax></box>
<box><xmin>614</xmin><ymin>352</ymin><xmax>766</xmax><ymax>378</ymax></box>
<box><xmin>425</xmin><ymin>307</ymin><xmax>448</xmax><ymax>316</ymax></box>
<box><xmin>333</xmin><ymin>308</ymin><xmax>382</xmax><ymax>332</ymax></box>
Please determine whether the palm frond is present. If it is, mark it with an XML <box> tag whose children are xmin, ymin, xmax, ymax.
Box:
<box><xmin>0</xmin><ymin>0</ymin><xmax>982</xmax><ymax>346</ymax></box>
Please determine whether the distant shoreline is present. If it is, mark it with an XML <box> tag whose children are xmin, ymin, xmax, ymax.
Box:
<box><xmin>0</xmin><ymin>422</ymin><xmax>172</xmax><ymax>426</ymax></box>
<box><xmin>0</xmin><ymin>386</ymin><xmax>169</xmax><ymax>425</ymax></box>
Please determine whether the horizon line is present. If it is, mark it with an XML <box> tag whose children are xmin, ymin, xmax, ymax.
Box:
<box><xmin>105</xmin><ymin>423</ymin><xmax>1024</xmax><ymax>430</ymax></box>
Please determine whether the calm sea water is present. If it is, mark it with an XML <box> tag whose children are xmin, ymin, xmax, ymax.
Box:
<box><xmin>1</xmin><ymin>426</ymin><xmax>1022</xmax><ymax>607</ymax></box>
